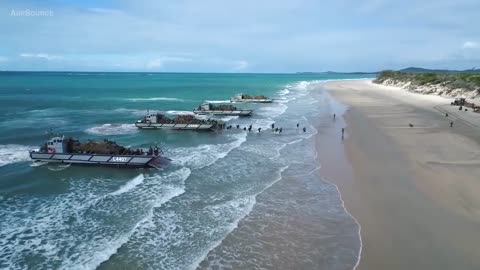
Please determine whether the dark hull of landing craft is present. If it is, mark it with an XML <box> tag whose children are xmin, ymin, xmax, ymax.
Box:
<box><xmin>135</xmin><ymin>122</ymin><xmax>216</xmax><ymax>130</ymax></box>
<box><xmin>30</xmin><ymin>152</ymin><xmax>171</xmax><ymax>169</ymax></box>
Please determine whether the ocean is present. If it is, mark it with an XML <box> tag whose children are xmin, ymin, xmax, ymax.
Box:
<box><xmin>0</xmin><ymin>72</ymin><xmax>372</xmax><ymax>269</ymax></box>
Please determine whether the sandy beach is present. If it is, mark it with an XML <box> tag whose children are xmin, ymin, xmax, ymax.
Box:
<box><xmin>323</xmin><ymin>80</ymin><xmax>480</xmax><ymax>270</ymax></box>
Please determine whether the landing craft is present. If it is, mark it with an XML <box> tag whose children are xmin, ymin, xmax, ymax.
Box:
<box><xmin>193</xmin><ymin>103</ymin><xmax>253</xmax><ymax>116</ymax></box>
<box><xmin>30</xmin><ymin>136</ymin><xmax>170</xmax><ymax>168</ymax></box>
<box><xmin>135</xmin><ymin>111</ymin><xmax>223</xmax><ymax>130</ymax></box>
<box><xmin>230</xmin><ymin>93</ymin><xmax>273</xmax><ymax>103</ymax></box>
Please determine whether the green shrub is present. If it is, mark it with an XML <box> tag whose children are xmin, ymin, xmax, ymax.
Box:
<box><xmin>375</xmin><ymin>71</ymin><xmax>479</xmax><ymax>92</ymax></box>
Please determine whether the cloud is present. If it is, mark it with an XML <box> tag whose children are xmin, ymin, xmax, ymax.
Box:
<box><xmin>19</xmin><ymin>53</ymin><xmax>64</xmax><ymax>61</ymax></box>
<box><xmin>233</xmin><ymin>60</ymin><xmax>248</xmax><ymax>70</ymax></box>
<box><xmin>462</xmin><ymin>41</ymin><xmax>478</xmax><ymax>49</ymax></box>
<box><xmin>146</xmin><ymin>56</ymin><xmax>192</xmax><ymax>69</ymax></box>
<box><xmin>1</xmin><ymin>0</ymin><xmax>480</xmax><ymax>71</ymax></box>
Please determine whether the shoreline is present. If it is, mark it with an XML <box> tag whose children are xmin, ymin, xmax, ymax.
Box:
<box><xmin>314</xmin><ymin>88</ymin><xmax>363</xmax><ymax>269</ymax></box>
<box><xmin>197</xmin><ymin>81</ymin><xmax>362</xmax><ymax>270</ymax></box>
<box><xmin>324</xmin><ymin>79</ymin><xmax>480</xmax><ymax>270</ymax></box>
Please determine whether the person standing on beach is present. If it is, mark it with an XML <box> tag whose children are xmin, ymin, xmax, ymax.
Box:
<box><xmin>297</xmin><ymin>123</ymin><xmax>300</xmax><ymax>128</ymax></box>
<box><xmin>450</xmin><ymin>121</ymin><xmax>453</xmax><ymax>127</ymax></box>
<box><xmin>303</xmin><ymin>127</ymin><xmax>306</xmax><ymax>132</ymax></box>
<box><xmin>258</xmin><ymin>127</ymin><xmax>262</xmax><ymax>133</ymax></box>
<box><xmin>341</xmin><ymin>128</ymin><xmax>345</xmax><ymax>139</ymax></box>
<box><xmin>333</xmin><ymin>113</ymin><xmax>336</xmax><ymax>120</ymax></box>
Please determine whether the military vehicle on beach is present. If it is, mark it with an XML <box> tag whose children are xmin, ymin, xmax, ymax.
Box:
<box><xmin>135</xmin><ymin>112</ymin><xmax>223</xmax><ymax>130</ymax></box>
<box><xmin>193</xmin><ymin>103</ymin><xmax>253</xmax><ymax>116</ymax></box>
<box><xmin>230</xmin><ymin>93</ymin><xmax>273</xmax><ymax>103</ymax></box>
<box><xmin>30</xmin><ymin>135</ymin><xmax>170</xmax><ymax>168</ymax></box>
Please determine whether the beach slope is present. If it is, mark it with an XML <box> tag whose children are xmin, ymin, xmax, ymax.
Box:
<box><xmin>324</xmin><ymin>80</ymin><xmax>480</xmax><ymax>270</ymax></box>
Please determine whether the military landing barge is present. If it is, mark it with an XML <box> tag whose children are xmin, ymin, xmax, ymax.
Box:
<box><xmin>30</xmin><ymin>136</ymin><xmax>170</xmax><ymax>168</ymax></box>
<box><xmin>193</xmin><ymin>103</ymin><xmax>253</xmax><ymax>116</ymax></box>
<box><xmin>135</xmin><ymin>112</ymin><xmax>222</xmax><ymax>130</ymax></box>
<box><xmin>230</xmin><ymin>94</ymin><xmax>273</xmax><ymax>103</ymax></box>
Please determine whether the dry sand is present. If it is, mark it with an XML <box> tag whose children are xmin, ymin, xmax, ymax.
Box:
<box><xmin>322</xmin><ymin>79</ymin><xmax>480</xmax><ymax>270</ymax></box>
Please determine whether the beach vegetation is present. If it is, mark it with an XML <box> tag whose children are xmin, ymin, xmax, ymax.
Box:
<box><xmin>375</xmin><ymin>70</ymin><xmax>480</xmax><ymax>92</ymax></box>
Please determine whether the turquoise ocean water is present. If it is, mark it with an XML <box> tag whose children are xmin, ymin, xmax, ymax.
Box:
<box><xmin>0</xmin><ymin>72</ymin><xmax>373</xmax><ymax>269</ymax></box>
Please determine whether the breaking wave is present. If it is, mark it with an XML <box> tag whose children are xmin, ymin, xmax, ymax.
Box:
<box><xmin>0</xmin><ymin>168</ymin><xmax>191</xmax><ymax>270</ymax></box>
<box><xmin>85</xmin><ymin>124</ymin><xmax>138</xmax><ymax>135</ymax></box>
<box><xmin>278</xmin><ymin>89</ymin><xmax>290</xmax><ymax>96</ymax></box>
<box><xmin>168</xmin><ymin>132</ymin><xmax>247</xmax><ymax>169</ymax></box>
<box><xmin>257</xmin><ymin>103</ymin><xmax>288</xmax><ymax>118</ymax></box>
<box><xmin>188</xmin><ymin>166</ymin><xmax>289</xmax><ymax>270</ymax></box>
<box><xmin>0</xmin><ymin>145</ymin><xmax>33</xmax><ymax>167</ymax></box>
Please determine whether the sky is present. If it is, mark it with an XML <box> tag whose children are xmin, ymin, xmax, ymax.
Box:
<box><xmin>0</xmin><ymin>0</ymin><xmax>479</xmax><ymax>72</ymax></box>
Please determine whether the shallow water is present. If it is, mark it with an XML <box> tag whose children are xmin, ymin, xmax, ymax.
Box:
<box><xmin>0</xmin><ymin>72</ymin><xmax>371</xmax><ymax>269</ymax></box>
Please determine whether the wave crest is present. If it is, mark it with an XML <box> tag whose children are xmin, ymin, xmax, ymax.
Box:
<box><xmin>127</xmin><ymin>97</ymin><xmax>185</xmax><ymax>102</ymax></box>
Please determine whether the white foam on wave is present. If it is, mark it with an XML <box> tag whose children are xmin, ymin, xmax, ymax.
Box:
<box><xmin>166</xmin><ymin>110</ymin><xmax>194</xmax><ymax>116</ymax></box>
<box><xmin>278</xmin><ymin>88</ymin><xmax>290</xmax><ymax>96</ymax></box>
<box><xmin>47</xmin><ymin>164</ymin><xmax>71</xmax><ymax>171</ymax></box>
<box><xmin>85</xmin><ymin>123</ymin><xmax>138</xmax><ymax>135</ymax></box>
<box><xmin>0</xmin><ymin>167</ymin><xmax>191</xmax><ymax>270</ymax></box>
<box><xmin>216</xmin><ymin>116</ymin><xmax>239</xmax><ymax>122</ymax></box>
<box><xmin>28</xmin><ymin>108</ymin><xmax>59</xmax><ymax>115</ymax></box>
<box><xmin>30</xmin><ymin>161</ymin><xmax>48</xmax><ymax>167</ymax></box>
<box><xmin>0</xmin><ymin>145</ymin><xmax>33</xmax><ymax>167</ymax></box>
<box><xmin>286</xmin><ymin>80</ymin><xmax>325</xmax><ymax>94</ymax></box>
<box><xmin>74</xmin><ymin>182</ymin><xmax>188</xmax><ymax>270</ymax></box>
<box><xmin>205</xmin><ymin>100</ymin><xmax>231</xmax><ymax>104</ymax></box>
<box><xmin>112</xmin><ymin>108</ymin><xmax>146</xmax><ymax>116</ymax></box>
<box><xmin>127</xmin><ymin>97</ymin><xmax>185</xmax><ymax>102</ymax></box>
<box><xmin>188</xmin><ymin>165</ymin><xmax>290</xmax><ymax>270</ymax></box>
<box><xmin>257</xmin><ymin>103</ymin><xmax>288</xmax><ymax>118</ymax></box>
<box><xmin>169</xmin><ymin>132</ymin><xmax>247</xmax><ymax>169</ymax></box>
<box><xmin>195</xmin><ymin>115</ymin><xmax>239</xmax><ymax>122</ymax></box>
<box><xmin>84</xmin><ymin>168</ymin><xmax>191</xmax><ymax>269</ymax></box>
<box><xmin>110</xmin><ymin>174</ymin><xmax>145</xmax><ymax>196</ymax></box>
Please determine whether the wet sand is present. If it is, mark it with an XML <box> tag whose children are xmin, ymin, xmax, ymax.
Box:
<box><xmin>324</xmin><ymin>80</ymin><xmax>480</xmax><ymax>270</ymax></box>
